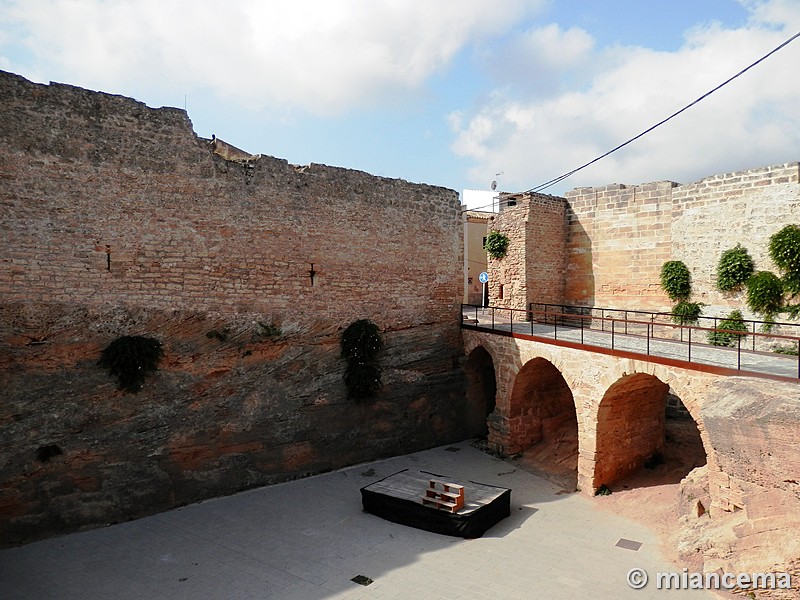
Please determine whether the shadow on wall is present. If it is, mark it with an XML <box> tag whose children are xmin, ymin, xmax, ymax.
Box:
<box><xmin>565</xmin><ymin>204</ymin><xmax>595</xmax><ymax>308</ymax></box>
<box><xmin>463</xmin><ymin>346</ymin><xmax>496</xmax><ymax>438</ymax></box>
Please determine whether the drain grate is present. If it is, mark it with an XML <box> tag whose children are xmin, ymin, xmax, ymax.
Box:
<box><xmin>615</xmin><ymin>538</ymin><xmax>643</xmax><ymax>551</ymax></box>
<box><xmin>351</xmin><ymin>575</ymin><xmax>374</xmax><ymax>586</ymax></box>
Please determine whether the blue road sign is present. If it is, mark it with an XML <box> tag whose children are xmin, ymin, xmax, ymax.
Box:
<box><xmin>478</xmin><ymin>271</ymin><xmax>489</xmax><ymax>284</ymax></box>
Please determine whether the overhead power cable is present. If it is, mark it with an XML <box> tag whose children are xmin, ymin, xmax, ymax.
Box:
<box><xmin>501</xmin><ymin>29</ymin><xmax>799</xmax><ymax>197</ymax></box>
<box><xmin>462</xmin><ymin>29</ymin><xmax>800</xmax><ymax>213</ymax></box>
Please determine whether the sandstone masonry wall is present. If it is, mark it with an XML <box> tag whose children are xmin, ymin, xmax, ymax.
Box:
<box><xmin>564</xmin><ymin>164</ymin><xmax>800</xmax><ymax>317</ymax></box>
<box><xmin>0</xmin><ymin>71</ymin><xmax>467</xmax><ymax>544</ymax></box>
<box><xmin>488</xmin><ymin>193</ymin><xmax>566</xmax><ymax>311</ymax></box>
<box><xmin>565</xmin><ymin>181</ymin><xmax>676</xmax><ymax>310</ymax></box>
<box><xmin>0</xmin><ymin>71</ymin><xmax>461</xmax><ymax>326</ymax></box>
<box><xmin>671</xmin><ymin>164</ymin><xmax>800</xmax><ymax>315</ymax></box>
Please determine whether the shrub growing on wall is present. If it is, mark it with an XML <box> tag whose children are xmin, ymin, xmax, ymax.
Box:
<box><xmin>484</xmin><ymin>231</ymin><xmax>510</xmax><ymax>260</ymax></box>
<box><xmin>707</xmin><ymin>309</ymin><xmax>748</xmax><ymax>347</ymax></box>
<box><xmin>660</xmin><ymin>260</ymin><xmax>703</xmax><ymax>324</ymax></box>
<box><xmin>769</xmin><ymin>224</ymin><xmax>800</xmax><ymax>295</ymax></box>
<box><xmin>716</xmin><ymin>244</ymin><xmax>754</xmax><ymax>292</ymax></box>
<box><xmin>99</xmin><ymin>335</ymin><xmax>164</xmax><ymax>393</ymax></box>
<box><xmin>340</xmin><ymin>319</ymin><xmax>384</xmax><ymax>400</ymax></box>
<box><xmin>660</xmin><ymin>261</ymin><xmax>692</xmax><ymax>301</ymax></box>
<box><xmin>769</xmin><ymin>224</ymin><xmax>800</xmax><ymax>272</ymax></box>
<box><xmin>671</xmin><ymin>300</ymin><xmax>703</xmax><ymax>325</ymax></box>
<box><xmin>746</xmin><ymin>271</ymin><xmax>784</xmax><ymax>325</ymax></box>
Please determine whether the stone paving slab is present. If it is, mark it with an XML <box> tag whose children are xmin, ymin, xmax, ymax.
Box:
<box><xmin>0</xmin><ymin>441</ymin><xmax>716</xmax><ymax>599</ymax></box>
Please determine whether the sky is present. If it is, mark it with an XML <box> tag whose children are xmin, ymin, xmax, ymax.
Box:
<box><xmin>1</xmin><ymin>0</ymin><xmax>799</xmax><ymax>209</ymax></box>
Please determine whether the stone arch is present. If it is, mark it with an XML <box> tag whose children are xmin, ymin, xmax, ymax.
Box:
<box><xmin>463</xmin><ymin>345</ymin><xmax>497</xmax><ymax>438</ymax></box>
<box><xmin>593</xmin><ymin>372</ymin><xmax>708</xmax><ymax>490</ymax></box>
<box><xmin>594</xmin><ymin>373</ymin><xmax>668</xmax><ymax>488</ymax></box>
<box><xmin>507</xmin><ymin>357</ymin><xmax>578</xmax><ymax>484</ymax></box>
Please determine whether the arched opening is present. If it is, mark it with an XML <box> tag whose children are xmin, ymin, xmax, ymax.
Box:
<box><xmin>594</xmin><ymin>374</ymin><xmax>707</xmax><ymax>491</ymax></box>
<box><xmin>592</xmin><ymin>375</ymin><xmax>709</xmax><ymax>557</ymax></box>
<box><xmin>594</xmin><ymin>374</ymin><xmax>667</xmax><ymax>488</ymax></box>
<box><xmin>463</xmin><ymin>346</ymin><xmax>497</xmax><ymax>438</ymax></box>
<box><xmin>508</xmin><ymin>358</ymin><xmax>578</xmax><ymax>488</ymax></box>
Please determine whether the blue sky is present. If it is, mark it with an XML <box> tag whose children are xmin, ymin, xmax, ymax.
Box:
<box><xmin>1</xmin><ymin>1</ymin><xmax>798</xmax><ymax>206</ymax></box>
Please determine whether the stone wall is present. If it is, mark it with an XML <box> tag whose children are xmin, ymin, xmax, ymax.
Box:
<box><xmin>564</xmin><ymin>164</ymin><xmax>800</xmax><ymax>317</ymax></box>
<box><xmin>565</xmin><ymin>181</ymin><xmax>677</xmax><ymax>310</ymax></box>
<box><xmin>488</xmin><ymin>193</ymin><xmax>566</xmax><ymax>311</ymax></box>
<box><xmin>0</xmin><ymin>70</ymin><xmax>461</xmax><ymax>326</ymax></box>
<box><xmin>0</xmin><ymin>71</ymin><xmax>468</xmax><ymax>544</ymax></box>
<box><xmin>671</xmin><ymin>164</ymin><xmax>800</xmax><ymax>316</ymax></box>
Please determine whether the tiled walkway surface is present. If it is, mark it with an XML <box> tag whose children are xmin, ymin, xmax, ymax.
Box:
<box><xmin>0</xmin><ymin>441</ymin><xmax>715</xmax><ymax>599</ymax></box>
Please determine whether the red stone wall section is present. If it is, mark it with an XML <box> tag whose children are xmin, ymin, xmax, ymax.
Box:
<box><xmin>593</xmin><ymin>373</ymin><xmax>669</xmax><ymax>488</ymax></box>
<box><xmin>505</xmin><ymin>357</ymin><xmax>576</xmax><ymax>456</ymax></box>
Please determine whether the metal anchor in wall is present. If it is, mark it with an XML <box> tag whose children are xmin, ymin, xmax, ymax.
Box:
<box><xmin>308</xmin><ymin>263</ymin><xmax>317</xmax><ymax>286</ymax></box>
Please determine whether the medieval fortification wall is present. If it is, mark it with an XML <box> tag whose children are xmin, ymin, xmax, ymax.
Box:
<box><xmin>565</xmin><ymin>163</ymin><xmax>800</xmax><ymax>314</ymax></box>
<box><xmin>0</xmin><ymin>71</ymin><xmax>468</xmax><ymax>544</ymax></box>
<box><xmin>488</xmin><ymin>163</ymin><xmax>800</xmax><ymax>324</ymax></box>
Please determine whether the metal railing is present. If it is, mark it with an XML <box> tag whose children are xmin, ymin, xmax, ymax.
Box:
<box><xmin>460</xmin><ymin>303</ymin><xmax>800</xmax><ymax>380</ymax></box>
<box><xmin>528</xmin><ymin>302</ymin><xmax>800</xmax><ymax>352</ymax></box>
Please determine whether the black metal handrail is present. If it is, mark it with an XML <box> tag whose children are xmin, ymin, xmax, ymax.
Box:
<box><xmin>460</xmin><ymin>303</ymin><xmax>800</xmax><ymax>380</ymax></box>
<box><xmin>528</xmin><ymin>301</ymin><xmax>800</xmax><ymax>352</ymax></box>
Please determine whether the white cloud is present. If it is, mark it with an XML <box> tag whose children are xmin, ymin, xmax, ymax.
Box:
<box><xmin>450</xmin><ymin>0</ymin><xmax>800</xmax><ymax>194</ymax></box>
<box><xmin>476</xmin><ymin>23</ymin><xmax>595</xmax><ymax>97</ymax></box>
<box><xmin>511</xmin><ymin>23</ymin><xmax>595</xmax><ymax>70</ymax></box>
<box><xmin>0</xmin><ymin>0</ymin><xmax>545</xmax><ymax>114</ymax></box>
<box><xmin>741</xmin><ymin>0</ymin><xmax>800</xmax><ymax>30</ymax></box>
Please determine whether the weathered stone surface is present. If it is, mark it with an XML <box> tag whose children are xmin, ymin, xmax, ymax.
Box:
<box><xmin>0</xmin><ymin>305</ymin><xmax>468</xmax><ymax>545</ymax></box>
<box><xmin>0</xmin><ymin>70</ymin><xmax>463</xmax><ymax>328</ymax></box>
<box><xmin>0</xmin><ymin>70</ymin><xmax>467</xmax><ymax>545</ymax></box>
<box><xmin>488</xmin><ymin>193</ymin><xmax>567</xmax><ymax>310</ymax></box>
<box><xmin>701</xmin><ymin>377</ymin><xmax>800</xmax><ymax>506</ymax></box>
<box><xmin>564</xmin><ymin>167</ymin><xmax>800</xmax><ymax>317</ymax></box>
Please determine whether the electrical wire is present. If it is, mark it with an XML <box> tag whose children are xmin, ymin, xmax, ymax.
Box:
<box><xmin>524</xmin><ymin>29</ymin><xmax>800</xmax><ymax>194</ymax></box>
<box><xmin>463</xmin><ymin>29</ymin><xmax>800</xmax><ymax>211</ymax></box>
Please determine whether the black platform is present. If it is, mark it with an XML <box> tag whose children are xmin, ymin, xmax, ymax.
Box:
<box><xmin>360</xmin><ymin>469</ymin><xmax>511</xmax><ymax>538</ymax></box>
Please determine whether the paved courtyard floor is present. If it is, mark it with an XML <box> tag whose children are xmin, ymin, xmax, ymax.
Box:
<box><xmin>0</xmin><ymin>441</ymin><xmax>717</xmax><ymax>599</ymax></box>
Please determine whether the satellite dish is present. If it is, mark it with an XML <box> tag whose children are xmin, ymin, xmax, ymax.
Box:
<box><xmin>491</xmin><ymin>180</ymin><xmax>497</xmax><ymax>191</ymax></box>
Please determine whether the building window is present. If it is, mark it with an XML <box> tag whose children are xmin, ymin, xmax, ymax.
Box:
<box><xmin>498</xmin><ymin>284</ymin><xmax>504</xmax><ymax>299</ymax></box>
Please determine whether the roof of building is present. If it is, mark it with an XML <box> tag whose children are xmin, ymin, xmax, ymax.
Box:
<box><xmin>464</xmin><ymin>209</ymin><xmax>495</xmax><ymax>221</ymax></box>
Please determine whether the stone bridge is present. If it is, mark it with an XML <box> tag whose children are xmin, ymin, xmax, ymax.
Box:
<box><xmin>461</xmin><ymin>328</ymin><xmax>800</xmax><ymax>519</ymax></box>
